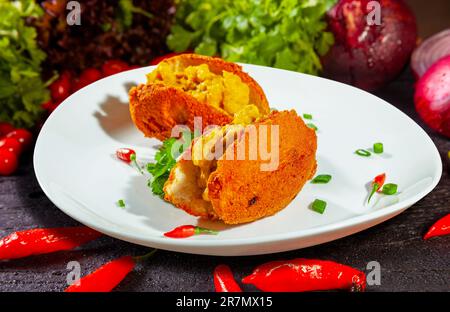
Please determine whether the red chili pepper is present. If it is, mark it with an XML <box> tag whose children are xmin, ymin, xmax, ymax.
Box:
<box><xmin>116</xmin><ymin>148</ymin><xmax>143</xmax><ymax>174</ymax></box>
<box><xmin>424</xmin><ymin>214</ymin><xmax>450</xmax><ymax>239</ymax></box>
<box><xmin>164</xmin><ymin>225</ymin><xmax>218</xmax><ymax>239</ymax></box>
<box><xmin>65</xmin><ymin>250</ymin><xmax>156</xmax><ymax>292</ymax></box>
<box><xmin>242</xmin><ymin>259</ymin><xmax>366</xmax><ymax>292</ymax></box>
<box><xmin>368</xmin><ymin>173</ymin><xmax>386</xmax><ymax>203</ymax></box>
<box><xmin>116</xmin><ymin>148</ymin><xmax>136</xmax><ymax>164</ymax></box>
<box><xmin>214</xmin><ymin>264</ymin><xmax>242</xmax><ymax>292</ymax></box>
<box><xmin>0</xmin><ymin>227</ymin><xmax>102</xmax><ymax>260</ymax></box>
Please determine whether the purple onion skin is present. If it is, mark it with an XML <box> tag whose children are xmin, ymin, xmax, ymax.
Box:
<box><xmin>321</xmin><ymin>0</ymin><xmax>417</xmax><ymax>92</ymax></box>
<box><xmin>411</xmin><ymin>29</ymin><xmax>450</xmax><ymax>78</ymax></box>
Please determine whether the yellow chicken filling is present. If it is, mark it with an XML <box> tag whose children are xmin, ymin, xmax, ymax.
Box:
<box><xmin>191</xmin><ymin>125</ymin><xmax>243</xmax><ymax>202</ymax></box>
<box><xmin>147</xmin><ymin>62</ymin><xmax>261</xmax><ymax>124</ymax></box>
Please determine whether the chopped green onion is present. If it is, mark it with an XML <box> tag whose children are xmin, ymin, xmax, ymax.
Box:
<box><xmin>117</xmin><ymin>199</ymin><xmax>126</xmax><ymax>208</ymax></box>
<box><xmin>303</xmin><ymin>113</ymin><xmax>313</xmax><ymax>120</ymax></box>
<box><xmin>355</xmin><ymin>149</ymin><xmax>371</xmax><ymax>157</ymax></box>
<box><xmin>311</xmin><ymin>199</ymin><xmax>327</xmax><ymax>214</ymax></box>
<box><xmin>311</xmin><ymin>174</ymin><xmax>332</xmax><ymax>184</ymax></box>
<box><xmin>373</xmin><ymin>142</ymin><xmax>384</xmax><ymax>154</ymax></box>
<box><xmin>307</xmin><ymin>123</ymin><xmax>318</xmax><ymax>131</ymax></box>
<box><xmin>382</xmin><ymin>183</ymin><xmax>398</xmax><ymax>195</ymax></box>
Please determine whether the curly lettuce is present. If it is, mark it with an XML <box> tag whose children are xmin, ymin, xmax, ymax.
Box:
<box><xmin>0</xmin><ymin>0</ymin><xmax>49</xmax><ymax>128</ymax></box>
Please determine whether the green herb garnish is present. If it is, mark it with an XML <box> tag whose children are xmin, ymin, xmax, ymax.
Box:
<box><xmin>0</xmin><ymin>0</ymin><xmax>51</xmax><ymax>128</ymax></box>
<box><xmin>168</xmin><ymin>0</ymin><xmax>336</xmax><ymax>76</ymax></box>
<box><xmin>311</xmin><ymin>199</ymin><xmax>327</xmax><ymax>214</ymax></box>
<box><xmin>382</xmin><ymin>183</ymin><xmax>398</xmax><ymax>195</ymax></box>
<box><xmin>303</xmin><ymin>113</ymin><xmax>313</xmax><ymax>120</ymax></box>
<box><xmin>117</xmin><ymin>199</ymin><xmax>126</xmax><ymax>208</ymax></box>
<box><xmin>355</xmin><ymin>149</ymin><xmax>371</xmax><ymax>157</ymax></box>
<box><xmin>147</xmin><ymin>132</ymin><xmax>193</xmax><ymax>197</ymax></box>
<box><xmin>311</xmin><ymin>174</ymin><xmax>332</xmax><ymax>184</ymax></box>
<box><xmin>373</xmin><ymin>142</ymin><xmax>384</xmax><ymax>154</ymax></box>
<box><xmin>307</xmin><ymin>123</ymin><xmax>318</xmax><ymax>131</ymax></box>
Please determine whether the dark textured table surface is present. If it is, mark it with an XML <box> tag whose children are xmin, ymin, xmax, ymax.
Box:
<box><xmin>0</xmin><ymin>69</ymin><xmax>449</xmax><ymax>292</ymax></box>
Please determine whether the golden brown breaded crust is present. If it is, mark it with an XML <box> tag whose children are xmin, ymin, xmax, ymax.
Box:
<box><xmin>129</xmin><ymin>83</ymin><xmax>231</xmax><ymax>141</ymax></box>
<box><xmin>207</xmin><ymin>110</ymin><xmax>317</xmax><ymax>224</ymax></box>
<box><xmin>129</xmin><ymin>54</ymin><xmax>269</xmax><ymax>141</ymax></box>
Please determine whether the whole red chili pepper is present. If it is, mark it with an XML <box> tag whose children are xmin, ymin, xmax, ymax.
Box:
<box><xmin>214</xmin><ymin>264</ymin><xmax>242</xmax><ymax>292</ymax></box>
<box><xmin>0</xmin><ymin>227</ymin><xmax>102</xmax><ymax>260</ymax></box>
<box><xmin>65</xmin><ymin>250</ymin><xmax>156</xmax><ymax>292</ymax></box>
<box><xmin>368</xmin><ymin>173</ymin><xmax>386</xmax><ymax>203</ymax></box>
<box><xmin>164</xmin><ymin>225</ymin><xmax>218</xmax><ymax>239</ymax></box>
<box><xmin>424</xmin><ymin>214</ymin><xmax>450</xmax><ymax>240</ymax></box>
<box><xmin>242</xmin><ymin>259</ymin><xmax>366</xmax><ymax>292</ymax></box>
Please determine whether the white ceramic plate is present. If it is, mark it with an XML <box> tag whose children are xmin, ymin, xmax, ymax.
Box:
<box><xmin>34</xmin><ymin>64</ymin><xmax>442</xmax><ymax>256</ymax></box>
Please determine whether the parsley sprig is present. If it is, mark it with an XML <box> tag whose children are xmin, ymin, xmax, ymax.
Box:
<box><xmin>147</xmin><ymin>132</ymin><xmax>193</xmax><ymax>197</ymax></box>
<box><xmin>167</xmin><ymin>0</ymin><xmax>336</xmax><ymax>75</ymax></box>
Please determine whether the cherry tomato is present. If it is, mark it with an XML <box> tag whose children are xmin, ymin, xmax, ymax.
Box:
<box><xmin>0</xmin><ymin>137</ymin><xmax>22</xmax><ymax>155</ymax></box>
<box><xmin>0</xmin><ymin>149</ymin><xmax>18</xmax><ymax>176</ymax></box>
<box><xmin>116</xmin><ymin>148</ymin><xmax>136</xmax><ymax>163</ymax></box>
<box><xmin>0</xmin><ymin>122</ymin><xmax>15</xmax><ymax>137</ymax></box>
<box><xmin>102</xmin><ymin>60</ymin><xmax>129</xmax><ymax>77</ymax></box>
<box><xmin>50</xmin><ymin>71</ymin><xmax>72</xmax><ymax>101</ymax></box>
<box><xmin>41</xmin><ymin>100</ymin><xmax>59</xmax><ymax>112</ymax></box>
<box><xmin>73</xmin><ymin>68</ymin><xmax>102</xmax><ymax>91</ymax></box>
<box><xmin>150</xmin><ymin>52</ymin><xmax>188</xmax><ymax>65</ymax></box>
<box><xmin>6</xmin><ymin>129</ymin><xmax>33</xmax><ymax>149</ymax></box>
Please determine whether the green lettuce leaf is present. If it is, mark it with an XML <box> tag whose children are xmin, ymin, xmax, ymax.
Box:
<box><xmin>0</xmin><ymin>0</ymin><xmax>49</xmax><ymax>128</ymax></box>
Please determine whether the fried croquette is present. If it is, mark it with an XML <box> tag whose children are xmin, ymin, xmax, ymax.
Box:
<box><xmin>163</xmin><ymin>110</ymin><xmax>317</xmax><ymax>224</ymax></box>
<box><xmin>129</xmin><ymin>54</ymin><xmax>270</xmax><ymax>141</ymax></box>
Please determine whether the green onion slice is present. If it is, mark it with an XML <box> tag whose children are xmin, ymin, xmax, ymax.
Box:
<box><xmin>311</xmin><ymin>199</ymin><xmax>327</xmax><ymax>214</ymax></box>
<box><xmin>117</xmin><ymin>199</ymin><xmax>125</xmax><ymax>208</ymax></box>
<box><xmin>373</xmin><ymin>142</ymin><xmax>384</xmax><ymax>154</ymax></box>
<box><xmin>382</xmin><ymin>183</ymin><xmax>398</xmax><ymax>195</ymax></box>
<box><xmin>303</xmin><ymin>113</ymin><xmax>313</xmax><ymax>120</ymax></box>
<box><xmin>355</xmin><ymin>149</ymin><xmax>371</xmax><ymax>157</ymax></box>
<box><xmin>311</xmin><ymin>174</ymin><xmax>332</xmax><ymax>184</ymax></box>
<box><xmin>307</xmin><ymin>123</ymin><xmax>318</xmax><ymax>131</ymax></box>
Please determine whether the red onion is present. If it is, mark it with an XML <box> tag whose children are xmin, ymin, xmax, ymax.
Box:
<box><xmin>322</xmin><ymin>0</ymin><xmax>417</xmax><ymax>92</ymax></box>
<box><xmin>411</xmin><ymin>29</ymin><xmax>450</xmax><ymax>78</ymax></box>
<box><xmin>415</xmin><ymin>55</ymin><xmax>450</xmax><ymax>138</ymax></box>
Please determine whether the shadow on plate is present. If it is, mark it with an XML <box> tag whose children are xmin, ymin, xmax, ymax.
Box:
<box><xmin>123</xmin><ymin>174</ymin><xmax>244</xmax><ymax>233</ymax></box>
<box><xmin>93</xmin><ymin>82</ymin><xmax>150</xmax><ymax>147</ymax></box>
